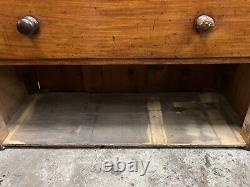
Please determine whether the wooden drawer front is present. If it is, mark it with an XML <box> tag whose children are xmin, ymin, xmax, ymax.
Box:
<box><xmin>0</xmin><ymin>0</ymin><xmax>250</xmax><ymax>59</ymax></box>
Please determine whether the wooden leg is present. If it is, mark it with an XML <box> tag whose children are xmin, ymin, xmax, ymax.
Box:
<box><xmin>241</xmin><ymin>106</ymin><xmax>250</xmax><ymax>150</ymax></box>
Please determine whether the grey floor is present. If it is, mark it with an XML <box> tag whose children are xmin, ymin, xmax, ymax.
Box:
<box><xmin>0</xmin><ymin>148</ymin><xmax>249</xmax><ymax>187</ymax></box>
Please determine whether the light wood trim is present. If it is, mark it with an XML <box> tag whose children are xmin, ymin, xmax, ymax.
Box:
<box><xmin>0</xmin><ymin>0</ymin><xmax>250</xmax><ymax>59</ymax></box>
<box><xmin>0</xmin><ymin>58</ymin><xmax>250</xmax><ymax>65</ymax></box>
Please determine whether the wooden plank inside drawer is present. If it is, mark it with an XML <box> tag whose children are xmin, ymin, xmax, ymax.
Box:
<box><xmin>3</xmin><ymin>93</ymin><xmax>245</xmax><ymax>147</ymax></box>
<box><xmin>0</xmin><ymin>0</ymin><xmax>250</xmax><ymax>59</ymax></box>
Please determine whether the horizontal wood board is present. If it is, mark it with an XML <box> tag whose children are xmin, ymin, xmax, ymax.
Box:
<box><xmin>16</xmin><ymin>65</ymin><xmax>224</xmax><ymax>93</ymax></box>
<box><xmin>0</xmin><ymin>0</ymin><xmax>250</xmax><ymax>59</ymax></box>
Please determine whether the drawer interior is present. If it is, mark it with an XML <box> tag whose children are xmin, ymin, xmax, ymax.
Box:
<box><xmin>0</xmin><ymin>64</ymin><xmax>249</xmax><ymax>147</ymax></box>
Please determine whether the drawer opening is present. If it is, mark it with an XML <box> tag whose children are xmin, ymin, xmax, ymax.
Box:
<box><xmin>0</xmin><ymin>64</ymin><xmax>249</xmax><ymax>148</ymax></box>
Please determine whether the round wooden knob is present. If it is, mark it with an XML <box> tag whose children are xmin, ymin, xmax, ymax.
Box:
<box><xmin>196</xmin><ymin>15</ymin><xmax>215</xmax><ymax>33</ymax></box>
<box><xmin>17</xmin><ymin>16</ymin><xmax>39</xmax><ymax>36</ymax></box>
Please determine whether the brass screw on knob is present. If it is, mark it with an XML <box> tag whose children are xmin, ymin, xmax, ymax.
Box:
<box><xmin>17</xmin><ymin>16</ymin><xmax>39</xmax><ymax>36</ymax></box>
<box><xmin>195</xmin><ymin>15</ymin><xmax>215</xmax><ymax>33</ymax></box>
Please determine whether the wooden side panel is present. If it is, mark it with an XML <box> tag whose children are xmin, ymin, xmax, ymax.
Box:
<box><xmin>0</xmin><ymin>67</ymin><xmax>27</xmax><ymax>143</ymax></box>
<box><xmin>225</xmin><ymin>64</ymin><xmax>250</xmax><ymax>148</ymax></box>
<box><xmin>225</xmin><ymin>64</ymin><xmax>250</xmax><ymax>120</ymax></box>
<box><xmin>0</xmin><ymin>67</ymin><xmax>28</xmax><ymax>123</ymax></box>
<box><xmin>0</xmin><ymin>0</ymin><xmax>250</xmax><ymax>59</ymax></box>
<box><xmin>0</xmin><ymin>115</ymin><xmax>8</xmax><ymax>145</ymax></box>
<box><xmin>241</xmin><ymin>106</ymin><xmax>250</xmax><ymax>149</ymax></box>
<box><xmin>27</xmin><ymin>65</ymin><xmax>221</xmax><ymax>93</ymax></box>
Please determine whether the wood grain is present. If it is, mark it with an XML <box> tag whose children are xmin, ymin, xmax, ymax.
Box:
<box><xmin>0</xmin><ymin>0</ymin><xmax>250</xmax><ymax>59</ymax></box>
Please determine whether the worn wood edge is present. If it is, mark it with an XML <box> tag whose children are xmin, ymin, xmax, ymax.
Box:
<box><xmin>0</xmin><ymin>58</ymin><xmax>250</xmax><ymax>65</ymax></box>
<box><xmin>2</xmin><ymin>143</ymin><xmax>246</xmax><ymax>150</ymax></box>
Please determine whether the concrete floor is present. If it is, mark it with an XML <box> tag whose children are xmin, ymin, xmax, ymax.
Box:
<box><xmin>0</xmin><ymin>148</ymin><xmax>249</xmax><ymax>187</ymax></box>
